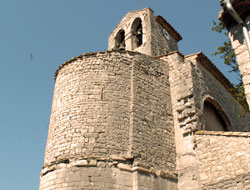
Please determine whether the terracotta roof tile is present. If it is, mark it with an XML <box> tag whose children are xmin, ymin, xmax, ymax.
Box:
<box><xmin>155</xmin><ymin>16</ymin><xmax>182</xmax><ymax>42</ymax></box>
<box><xmin>185</xmin><ymin>52</ymin><xmax>248</xmax><ymax>109</ymax></box>
<box><xmin>185</xmin><ymin>51</ymin><xmax>234</xmax><ymax>90</ymax></box>
<box><xmin>219</xmin><ymin>0</ymin><xmax>250</xmax><ymax>29</ymax></box>
<box><xmin>154</xmin><ymin>50</ymin><xmax>184</xmax><ymax>59</ymax></box>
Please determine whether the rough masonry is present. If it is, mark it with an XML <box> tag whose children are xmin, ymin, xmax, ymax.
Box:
<box><xmin>40</xmin><ymin>5</ymin><xmax>250</xmax><ymax>190</ymax></box>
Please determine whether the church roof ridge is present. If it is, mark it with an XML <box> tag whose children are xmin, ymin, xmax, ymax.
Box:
<box><xmin>185</xmin><ymin>52</ymin><xmax>248</xmax><ymax>109</ymax></box>
<box><xmin>155</xmin><ymin>16</ymin><xmax>182</xmax><ymax>41</ymax></box>
<box><xmin>127</xmin><ymin>7</ymin><xmax>154</xmax><ymax>14</ymax></box>
<box><xmin>185</xmin><ymin>51</ymin><xmax>234</xmax><ymax>90</ymax></box>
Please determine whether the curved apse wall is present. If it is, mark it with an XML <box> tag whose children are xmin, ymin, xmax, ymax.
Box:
<box><xmin>40</xmin><ymin>51</ymin><xmax>176</xmax><ymax>190</ymax></box>
<box><xmin>45</xmin><ymin>51</ymin><xmax>135</xmax><ymax>165</ymax></box>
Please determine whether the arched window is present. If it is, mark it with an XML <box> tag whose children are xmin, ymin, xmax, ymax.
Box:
<box><xmin>202</xmin><ymin>101</ymin><xmax>229</xmax><ymax>131</ymax></box>
<box><xmin>131</xmin><ymin>18</ymin><xmax>143</xmax><ymax>49</ymax></box>
<box><xmin>115</xmin><ymin>29</ymin><xmax>126</xmax><ymax>50</ymax></box>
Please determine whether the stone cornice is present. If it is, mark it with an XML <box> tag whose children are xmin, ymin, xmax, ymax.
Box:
<box><xmin>196</xmin><ymin>130</ymin><xmax>250</xmax><ymax>137</ymax></box>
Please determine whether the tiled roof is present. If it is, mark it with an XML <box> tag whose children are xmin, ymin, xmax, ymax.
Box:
<box><xmin>186</xmin><ymin>51</ymin><xmax>234</xmax><ymax>90</ymax></box>
<box><xmin>185</xmin><ymin>52</ymin><xmax>248</xmax><ymax>109</ymax></box>
<box><xmin>219</xmin><ymin>0</ymin><xmax>250</xmax><ymax>29</ymax></box>
<box><xmin>155</xmin><ymin>16</ymin><xmax>182</xmax><ymax>42</ymax></box>
<box><xmin>154</xmin><ymin>50</ymin><xmax>184</xmax><ymax>59</ymax></box>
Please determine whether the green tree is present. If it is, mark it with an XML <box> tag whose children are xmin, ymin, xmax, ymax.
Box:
<box><xmin>211</xmin><ymin>20</ymin><xmax>248</xmax><ymax>110</ymax></box>
<box><xmin>210</xmin><ymin>21</ymin><xmax>238</xmax><ymax>75</ymax></box>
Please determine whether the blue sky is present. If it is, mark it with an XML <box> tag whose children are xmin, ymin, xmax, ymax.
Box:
<box><xmin>0</xmin><ymin>0</ymin><xmax>235</xmax><ymax>189</ymax></box>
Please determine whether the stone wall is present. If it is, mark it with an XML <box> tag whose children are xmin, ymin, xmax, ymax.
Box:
<box><xmin>40</xmin><ymin>165</ymin><xmax>177</xmax><ymax>190</ymax></box>
<box><xmin>108</xmin><ymin>8</ymin><xmax>153</xmax><ymax>55</ymax></box>
<box><xmin>195</xmin><ymin>131</ymin><xmax>250</xmax><ymax>190</ymax></box>
<box><xmin>186</xmin><ymin>52</ymin><xmax>250</xmax><ymax>132</ymax></box>
<box><xmin>40</xmin><ymin>50</ymin><xmax>177</xmax><ymax>189</ymax></box>
<box><xmin>228</xmin><ymin>14</ymin><xmax>250</xmax><ymax>107</ymax></box>
<box><xmin>45</xmin><ymin>51</ymin><xmax>133</xmax><ymax>166</ymax></box>
<box><xmin>40</xmin><ymin>167</ymin><xmax>133</xmax><ymax>190</ymax></box>
<box><xmin>160</xmin><ymin>52</ymin><xmax>201</xmax><ymax>190</ymax></box>
<box><xmin>108</xmin><ymin>8</ymin><xmax>179</xmax><ymax>57</ymax></box>
<box><xmin>150</xmin><ymin>17</ymin><xmax>179</xmax><ymax>56</ymax></box>
<box><xmin>131</xmin><ymin>53</ymin><xmax>175</xmax><ymax>172</ymax></box>
<box><xmin>160</xmin><ymin>51</ymin><xmax>250</xmax><ymax>190</ymax></box>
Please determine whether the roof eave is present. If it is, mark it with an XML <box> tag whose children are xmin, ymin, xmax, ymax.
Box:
<box><xmin>155</xmin><ymin>16</ymin><xmax>182</xmax><ymax>42</ymax></box>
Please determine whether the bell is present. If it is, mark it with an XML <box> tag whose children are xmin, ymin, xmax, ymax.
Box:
<box><xmin>119</xmin><ymin>41</ymin><xmax>126</xmax><ymax>50</ymax></box>
<box><xmin>136</xmin><ymin>29</ymin><xmax>142</xmax><ymax>35</ymax></box>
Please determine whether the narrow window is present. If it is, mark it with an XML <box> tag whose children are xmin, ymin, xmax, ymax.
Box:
<box><xmin>203</xmin><ymin>101</ymin><xmax>228</xmax><ymax>131</ymax></box>
<box><xmin>115</xmin><ymin>29</ymin><xmax>126</xmax><ymax>50</ymax></box>
<box><xmin>131</xmin><ymin>18</ymin><xmax>143</xmax><ymax>49</ymax></box>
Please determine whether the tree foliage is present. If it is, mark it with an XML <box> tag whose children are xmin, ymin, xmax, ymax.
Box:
<box><xmin>211</xmin><ymin>20</ymin><xmax>248</xmax><ymax>111</ymax></box>
<box><xmin>210</xmin><ymin>21</ymin><xmax>238</xmax><ymax>75</ymax></box>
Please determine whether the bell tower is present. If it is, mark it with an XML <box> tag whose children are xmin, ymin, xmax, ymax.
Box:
<box><xmin>108</xmin><ymin>8</ymin><xmax>182</xmax><ymax>57</ymax></box>
<box><xmin>40</xmin><ymin>8</ymin><xmax>178</xmax><ymax>190</ymax></box>
<box><xmin>219</xmin><ymin>0</ymin><xmax>250</xmax><ymax>107</ymax></box>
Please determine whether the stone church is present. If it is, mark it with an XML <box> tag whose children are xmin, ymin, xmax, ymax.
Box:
<box><xmin>39</xmin><ymin>1</ymin><xmax>250</xmax><ymax>189</ymax></box>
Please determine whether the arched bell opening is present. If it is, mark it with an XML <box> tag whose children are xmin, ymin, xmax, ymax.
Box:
<box><xmin>131</xmin><ymin>18</ymin><xmax>143</xmax><ymax>49</ymax></box>
<box><xmin>202</xmin><ymin>99</ymin><xmax>232</xmax><ymax>131</ymax></box>
<box><xmin>115</xmin><ymin>29</ymin><xmax>126</xmax><ymax>50</ymax></box>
